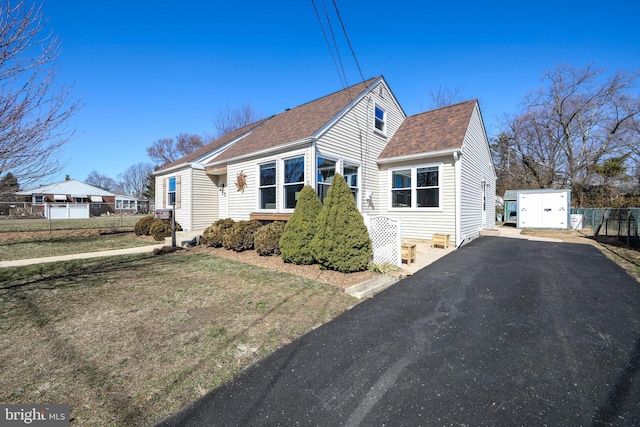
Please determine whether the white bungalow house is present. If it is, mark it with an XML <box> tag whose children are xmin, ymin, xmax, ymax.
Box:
<box><xmin>154</xmin><ymin>76</ymin><xmax>496</xmax><ymax>247</ymax></box>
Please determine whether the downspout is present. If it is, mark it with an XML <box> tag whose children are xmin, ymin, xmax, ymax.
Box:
<box><xmin>453</xmin><ymin>151</ymin><xmax>465</xmax><ymax>248</ymax></box>
<box><xmin>189</xmin><ymin>167</ymin><xmax>194</xmax><ymax>231</ymax></box>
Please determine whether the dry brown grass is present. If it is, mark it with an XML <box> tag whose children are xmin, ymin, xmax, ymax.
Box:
<box><xmin>0</xmin><ymin>251</ymin><xmax>360</xmax><ymax>425</ymax></box>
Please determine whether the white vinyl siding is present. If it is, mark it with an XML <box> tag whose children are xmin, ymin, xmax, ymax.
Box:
<box><xmin>316</xmin><ymin>81</ymin><xmax>405</xmax><ymax>216</ymax></box>
<box><xmin>224</xmin><ymin>147</ymin><xmax>313</xmax><ymax>220</ymax></box>
<box><xmin>191</xmin><ymin>168</ymin><xmax>218</xmax><ymax>230</ymax></box>
<box><xmin>459</xmin><ymin>105</ymin><xmax>497</xmax><ymax>243</ymax></box>
<box><xmin>378</xmin><ymin>156</ymin><xmax>456</xmax><ymax>241</ymax></box>
<box><xmin>155</xmin><ymin>169</ymin><xmax>190</xmax><ymax>229</ymax></box>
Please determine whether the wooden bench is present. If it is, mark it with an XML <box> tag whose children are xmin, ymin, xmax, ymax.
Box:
<box><xmin>401</xmin><ymin>243</ymin><xmax>416</xmax><ymax>264</ymax></box>
<box><xmin>431</xmin><ymin>233</ymin><xmax>450</xmax><ymax>249</ymax></box>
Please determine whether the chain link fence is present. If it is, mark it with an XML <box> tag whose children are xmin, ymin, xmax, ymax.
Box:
<box><xmin>572</xmin><ymin>207</ymin><xmax>639</xmax><ymax>248</ymax></box>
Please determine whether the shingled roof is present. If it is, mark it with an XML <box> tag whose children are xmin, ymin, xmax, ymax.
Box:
<box><xmin>378</xmin><ymin>99</ymin><xmax>477</xmax><ymax>161</ymax></box>
<box><xmin>205</xmin><ymin>77</ymin><xmax>378</xmax><ymax>165</ymax></box>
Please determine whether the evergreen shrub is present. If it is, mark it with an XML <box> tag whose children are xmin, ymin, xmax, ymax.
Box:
<box><xmin>254</xmin><ymin>221</ymin><xmax>286</xmax><ymax>256</ymax></box>
<box><xmin>279</xmin><ymin>186</ymin><xmax>323</xmax><ymax>264</ymax></box>
<box><xmin>310</xmin><ymin>174</ymin><xmax>372</xmax><ymax>273</ymax></box>
<box><xmin>134</xmin><ymin>215</ymin><xmax>155</xmax><ymax>236</ymax></box>
<box><xmin>202</xmin><ymin>218</ymin><xmax>235</xmax><ymax>247</ymax></box>
<box><xmin>223</xmin><ymin>220</ymin><xmax>262</xmax><ymax>252</ymax></box>
<box><xmin>149</xmin><ymin>219</ymin><xmax>183</xmax><ymax>241</ymax></box>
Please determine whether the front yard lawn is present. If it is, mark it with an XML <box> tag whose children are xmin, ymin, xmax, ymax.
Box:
<box><xmin>0</xmin><ymin>252</ymin><xmax>358</xmax><ymax>425</ymax></box>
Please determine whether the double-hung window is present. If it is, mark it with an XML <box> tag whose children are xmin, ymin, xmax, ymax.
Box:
<box><xmin>391</xmin><ymin>169</ymin><xmax>412</xmax><ymax>207</ymax></box>
<box><xmin>259</xmin><ymin>162</ymin><xmax>276</xmax><ymax>209</ymax></box>
<box><xmin>284</xmin><ymin>156</ymin><xmax>304</xmax><ymax>209</ymax></box>
<box><xmin>374</xmin><ymin>105</ymin><xmax>386</xmax><ymax>134</ymax></box>
<box><xmin>391</xmin><ymin>165</ymin><xmax>440</xmax><ymax>208</ymax></box>
<box><xmin>416</xmin><ymin>166</ymin><xmax>439</xmax><ymax>207</ymax></box>
<box><xmin>168</xmin><ymin>177</ymin><xmax>176</xmax><ymax>206</ymax></box>
<box><xmin>317</xmin><ymin>157</ymin><xmax>335</xmax><ymax>203</ymax></box>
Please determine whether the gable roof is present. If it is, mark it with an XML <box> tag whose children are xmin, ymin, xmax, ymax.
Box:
<box><xmin>16</xmin><ymin>179</ymin><xmax>115</xmax><ymax>197</ymax></box>
<box><xmin>157</xmin><ymin>118</ymin><xmax>269</xmax><ymax>173</ymax></box>
<box><xmin>207</xmin><ymin>77</ymin><xmax>379</xmax><ymax>166</ymax></box>
<box><xmin>378</xmin><ymin>99</ymin><xmax>477</xmax><ymax>162</ymax></box>
<box><xmin>155</xmin><ymin>77</ymin><xmax>381</xmax><ymax>174</ymax></box>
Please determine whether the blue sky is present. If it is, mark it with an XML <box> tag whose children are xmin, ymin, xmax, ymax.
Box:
<box><xmin>38</xmin><ymin>0</ymin><xmax>639</xmax><ymax>185</ymax></box>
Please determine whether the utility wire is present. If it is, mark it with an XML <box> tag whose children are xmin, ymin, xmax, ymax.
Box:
<box><xmin>331</xmin><ymin>0</ymin><xmax>367</xmax><ymax>87</ymax></box>
<box><xmin>311</xmin><ymin>0</ymin><xmax>346</xmax><ymax>89</ymax></box>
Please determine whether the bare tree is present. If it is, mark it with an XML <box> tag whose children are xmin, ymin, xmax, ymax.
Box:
<box><xmin>117</xmin><ymin>162</ymin><xmax>154</xmax><ymax>199</ymax></box>
<box><xmin>0</xmin><ymin>1</ymin><xmax>81</xmax><ymax>188</ymax></box>
<box><xmin>85</xmin><ymin>170</ymin><xmax>117</xmax><ymax>191</ymax></box>
<box><xmin>146</xmin><ymin>133</ymin><xmax>204</xmax><ymax>166</ymax></box>
<box><xmin>426</xmin><ymin>85</ymin><xmax>466</xmax><ymax>109</ymax></box>
<box><xmin>498</xmin><ymin>64</ymin><xmax>640</xmax><ymax>206</ymax></box>
<box><xmin>213</xmin><ymin>103</ymin><xmax>261</xmax><ymax>138</ymax></box>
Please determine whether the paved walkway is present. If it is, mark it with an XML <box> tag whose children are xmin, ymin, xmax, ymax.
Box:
<box><xmin>0</xmin><ymin>243</ymin><xmax>166</xmax><ymax>268</ymax></box>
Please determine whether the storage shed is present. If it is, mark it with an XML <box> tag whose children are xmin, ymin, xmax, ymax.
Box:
<box><xmin>516</xmin><ymin>189</ymin><xmax>571</xmax><ymax>229</ymax></box>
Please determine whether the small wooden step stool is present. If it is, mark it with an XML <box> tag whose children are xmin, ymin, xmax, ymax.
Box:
<box><xmin>431</xmin><ymin>233</ymin><xmax>450</xmax><ymax>249</ymax></box>
<box><xmin>401</xmin><ymin>243</ymin><xmax>416</xmax><ymax>264</ymax></box>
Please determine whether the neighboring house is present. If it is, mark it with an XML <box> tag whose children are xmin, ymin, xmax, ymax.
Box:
<box><xmin>154</xmin><ymin>76</ymin><xmax>496</xmax><ymax>247</ymax></box>
<box><xmin>16</xmin><ymin>179</ymin><xmax>116</xmax><ymax>218</ymax></box>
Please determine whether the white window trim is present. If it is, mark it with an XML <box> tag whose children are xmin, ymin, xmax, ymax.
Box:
<box><xmin>342</xmin><ymin>160</ymin><xmax>361</xmax><ymax>211</ymax></box>
<box><xmin>257</xmin><ymin>159</ymin><xmax>277</xmax><ymax>211</ymax></box>
<box><xmin>168</xmin><ymin>176</ymin><xmax>177</xmax><ymax>207</ymax></box>
<box><xmin>374</xmin><ymin>103</ymin><xmax>387</xmax><ymax>136</ymax></box>
<box><xmin>388</xmin><ymin>163</ymin><xmax>443</xmax><ymax>211</ymax></box>
<box><xmin>281</xmin><ymin>154</ymin><xmax>306</xmax><ymax>212</ymax></box>
<box><xmin>316</xmin><ymin>155</ymin><xmax>338</xmax><ymax>204</ymax></box>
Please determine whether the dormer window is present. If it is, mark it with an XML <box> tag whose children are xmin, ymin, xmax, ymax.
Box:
<box><xmin>374</xmin><ymin>105</ymin><xmax>386</xmax><ymax>134</ymax></box>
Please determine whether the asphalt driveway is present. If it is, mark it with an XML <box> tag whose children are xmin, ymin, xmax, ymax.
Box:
<box><xmin>157</xmin><ymin>237</ymin><xmax>640</xmax><ymax>426</ymax></box>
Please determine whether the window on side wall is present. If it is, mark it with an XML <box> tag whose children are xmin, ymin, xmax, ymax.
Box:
<box><xmin>374</xmin><ymin>105</ymin><xmax>386</xmax><ymax>134</ymax></box>
<box><xmin>259</xmin><ymin>162</ymin><xmax>276</xmax><ymax>210</ymax></box>
<box><xmin>416</xmin><ymin>166</ymin><xmax>439</xmax><ymax>207</ymax></box>
<box><xmin>168</xmin><ymin>177</ymin><xmax>176</xmax><ymax>206</ymax></box>
<box><xmin>391</xmin><ymin>169</ymin><xmax>411</xmax><ymax>207</ymax></box>
<box><xmin>390</xmin><ymin>165</ymin><xmax>440</xmax><ymax>209</ymax></box>
<box><xmin>343</xmin><ymin>163</ymin><xmax>359</xmax><ymax>202</ymax></box>
<box><xmin>284</xmin><ymin>156</ymin><xmax>304</xmax><ymax>209</ymax></box>
<box><xmin>317</xmin><ymin>157</ymin><xmax>336</xmax><ymax>203</ymax></box>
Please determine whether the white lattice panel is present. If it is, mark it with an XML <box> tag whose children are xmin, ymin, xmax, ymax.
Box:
<box><xmin>366</xmin><ymin>216</ymin><xmax>402</xmax><ymax>266</ymax></box>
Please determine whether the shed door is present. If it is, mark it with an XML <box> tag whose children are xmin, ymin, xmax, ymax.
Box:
<box><xmin>518</xmin><ymin>193</ymin><xmax>543</xmax><ymax>228</ymax></box>
<box><xmin>541</xmin><ymin>193</ymin><xmax>567</xmax><ymax>228</ymax></box>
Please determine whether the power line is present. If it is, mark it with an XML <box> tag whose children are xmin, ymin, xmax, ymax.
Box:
<box><xmin>311</xmin><ymin>0</ymin><xmax>346</xmax><ymax>89</ymax></box>
<box><xmin>331</xmin><ymin>0</ymin><xmax>367</xmax><ymax>87</ymax></box>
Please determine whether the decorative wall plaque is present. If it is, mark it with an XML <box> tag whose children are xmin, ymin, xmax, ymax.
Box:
<box><xmin>235</xmin><ymin>170</ymin><xmax>247</xmax><ymax>193</ymax></box>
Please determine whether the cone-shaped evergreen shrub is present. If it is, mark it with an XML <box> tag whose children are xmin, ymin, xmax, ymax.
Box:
<box><xmin>254</xmin><ymin>221</ymin><xmax>286</xmax><ymax>256</ymax></box>
<box><xmin>310</xmin><ymin>174</ymin><xmax>372</xmax><ymax>272</ymax></box>
<box><xmin>279</xmin><ymin>185</ymin><xmax>323</xmax><ymax>264</ymax></box>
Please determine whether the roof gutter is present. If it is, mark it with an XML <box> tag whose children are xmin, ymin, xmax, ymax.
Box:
<box><xmin>207</xmin><ymin>137</ymin><xmax>314</xmax><ymax>167</ymax></box>
<box><xmin>376</xmin><ymin>147</ymin><xmax>461</xmax><ymax>165</ymax></box>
